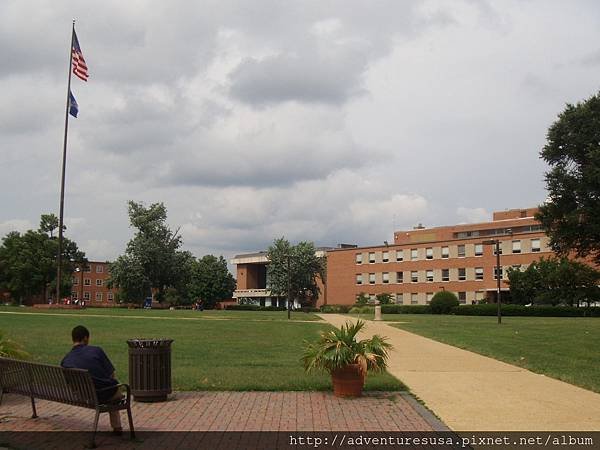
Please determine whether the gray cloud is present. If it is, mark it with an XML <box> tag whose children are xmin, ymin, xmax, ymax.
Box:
<box><xmin>1</xmin><ymin>0</ymin><xmax>600</xmax><ymax>264</ymax></box>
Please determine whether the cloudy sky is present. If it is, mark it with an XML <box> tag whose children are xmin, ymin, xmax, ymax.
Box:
<box><xmin>1</xmin><ymin>0</ymin><xmax>599</xmax><ymax>263</ymax></box>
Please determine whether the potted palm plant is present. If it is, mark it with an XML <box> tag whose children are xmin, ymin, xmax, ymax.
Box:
<box><xmin>302</xmin><ymin>320</ymin><xmax>392</xmax><ymax>397</ymax></box>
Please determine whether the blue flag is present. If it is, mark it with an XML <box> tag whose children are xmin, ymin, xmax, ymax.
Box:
<box><xmin>68</xmin><ymin>90</ymin><xmax>78</xmax><ymax>118</ymax></box>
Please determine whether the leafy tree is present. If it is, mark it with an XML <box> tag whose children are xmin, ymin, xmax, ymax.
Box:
<box><xmin>355</xmin><ymin>292</ymin><xmax>369</xmax><ymax>305</ymax></box>
<box><xmin>375</xmin><ymin>293</ymin><xmax>393</xmax><ymax>305</ymax></box>
<box><xmin>0</xmin><ymin>215</ymin><xmax>83</xmax><ymax>304</ymax></box>
<box><xmin>187</xmin><ymin>255</ymin><xmax>236</xmax><ymax>308</ymax></box>
<box><xmin>507</xmin><ymin>257</ymin><xmax>600</xmax><ymax>306</ymax></box>
<box><xmin>267</xmin><ymin>238</ymin><xmax>326</xmax><ymax>307</ymax></box>
<box><xmin>108</xmin><ymin>201</ymin><xmax>191</xmax><ymax>304</ymax></box>
<box><xmin>537</xmin><ymin>92</ymin><xmax>600</xmax><ymax>264</ymax></box>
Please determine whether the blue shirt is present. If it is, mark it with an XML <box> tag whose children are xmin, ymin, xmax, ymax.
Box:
<box><xmin>61</xmin><ymin>344</ymin><xmax>118</xmax><ymax>402</ymax></box>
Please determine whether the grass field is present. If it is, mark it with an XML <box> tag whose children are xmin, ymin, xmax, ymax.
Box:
<box><xmin>0</xmin><ymin>307</ymin><xmax>403</xmax><ymax>392</ymax></box>
<box><xmin>385</xmin><ymin>314</ymin><xmax>600</xmax><ymax>393</ymax></box>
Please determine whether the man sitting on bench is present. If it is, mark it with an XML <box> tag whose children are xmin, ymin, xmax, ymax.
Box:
<box><xmin>61</xmin><ymin>325</ymin><xmax>124</xmax><ymax>435</ymax></box>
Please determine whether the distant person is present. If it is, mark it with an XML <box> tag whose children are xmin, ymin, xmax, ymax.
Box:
<box><xmin>61</xmin><ymin>326</ymin><xmax>123</xmax><ymax>434</ymax></box>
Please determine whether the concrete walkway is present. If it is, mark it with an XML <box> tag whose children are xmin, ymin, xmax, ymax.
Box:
<box><xmin>318</xmin><ymin>314</ymin><xmax>600</xmax><ymax>431</ymax></box>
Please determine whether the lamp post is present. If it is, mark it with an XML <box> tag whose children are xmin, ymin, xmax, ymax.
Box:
<box><xmin>482</xmin><ymin>239</ymin><xmax>502</xmax><ymax>324</ymax></box>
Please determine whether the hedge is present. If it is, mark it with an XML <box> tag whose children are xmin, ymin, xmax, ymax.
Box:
<box><xmin>319</xmin><ymin>304</ymin><xmax>353</xmax><ymax>313</ymax></box>
<box><xmin>224</xmin><ymin>305</ymin><xmax>286</xmax><ymax>311</ymax></box>
<box><xmin>452</xmin><ymin>304</ymin><xmax>600</xmax><ymax>317</ymax></box>
<box><xmin>380</xmin><ymin>304</ymin><xmax>432</xmax><ymax>314</ymax></box>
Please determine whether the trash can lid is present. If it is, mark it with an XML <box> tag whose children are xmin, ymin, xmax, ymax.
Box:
<box><xmin>127</xmin><ymin>338</ymin><xmax>174</xmax><ymax>348</ymax></box>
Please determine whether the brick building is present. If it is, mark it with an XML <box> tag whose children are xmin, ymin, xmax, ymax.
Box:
<box><xmin>233</xmin><ymin>207</ymin><xmax>559</xmax><ymax>307</ymax></box>
<box><xmin>70</xmin><ymin>261</ymin><xmax>116</xmax><ymax>306</ymax></box>
<box><xmin>327</xmin><ymin>207</ymin><xmax>551</xmax><ymax>305</ymax></box>
<box><xmin>232</xmin><ymin>249</ymin><xmax>330</xmax><ymax>307</ymax></box>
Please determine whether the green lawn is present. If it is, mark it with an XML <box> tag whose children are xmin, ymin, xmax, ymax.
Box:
<box><xmin>0</xmin><ymin>307</ymin><xmax>403</xmax><ymax>392</ymax></box>
<box><xmin>385</xmin><ymin>314</ymin><xmax>600</xmax><ymax>393</ymax></box>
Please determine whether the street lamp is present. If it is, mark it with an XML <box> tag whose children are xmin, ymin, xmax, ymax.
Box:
<box><xmin>482</xmin><ymin>239</ymin><xmax>502</xmax><ymax>324</ymax></box>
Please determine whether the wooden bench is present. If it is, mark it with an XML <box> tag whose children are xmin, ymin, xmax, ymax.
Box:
<box><xmin>0</xmin><ymin>357</ymin><xmax>135</xmax><ymax>447</ymax></box>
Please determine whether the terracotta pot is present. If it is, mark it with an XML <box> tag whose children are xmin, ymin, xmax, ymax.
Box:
<box><xmin>331</xmin><ymin>364</ymin><xmax>365</xmax><ymax>397</ymax></box>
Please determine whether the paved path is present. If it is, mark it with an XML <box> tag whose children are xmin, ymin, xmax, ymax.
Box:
<box><xmin>0</xmin><ymin>391</ymin><xmax>443</xmax><ymax>449</ymax></box>
<box><xmin>318</xmin><ymin>314</ymin><xmax>600</xmax><ymax>431</ymax></box>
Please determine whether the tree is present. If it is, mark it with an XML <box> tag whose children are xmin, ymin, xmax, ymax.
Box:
<box><xmin>267</xmin><ymin>238</ymin><xmax>326</xmax><ymax>308</ymax></box>
<box><xmin>430</xmin><ymin>291</ymin><xmax>459</xmax><ymax>314</ymax></box>
<box><xmin>536</xmin><ymin>92</ymin><xmax>600</xmax><ymax>264</ymax></box>
<box><xmin>0</xmin><ymin>215</ymin><xmax>83</xmax><ymax>304</ymax></box>
<box><xmin>108</xmin><ymin>201</ymin><xmax>191</xmax><ymax>304</ymax></box>
<box><xmin>375</xmin><ymin>293</ymin><xmax>393</xmax><ymax>305</ymax></box>
<box><xmin>355</xmin><ymin>292</ymin><xmax>369</xmax><ymax>305</ymax></box>
<box><xmin>507</xmin><ymin>257</ymin><xmax>600</xmax><ymax>306</ymax></box>
<box><xmin>187</xmin><ymin>255</ymin><xmax>236</xmax><ymax>308</ymax></box>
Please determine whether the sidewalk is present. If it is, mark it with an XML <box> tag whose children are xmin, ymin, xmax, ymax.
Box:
<box><xmin>318</xmin><ymin>314</ymin><xmax>600</xmax><ymax>431</ymax></box>
<box><xmin>0</xmin><ymin>391</ymin><xmax>445</xmax><ymax>448</ymax></box>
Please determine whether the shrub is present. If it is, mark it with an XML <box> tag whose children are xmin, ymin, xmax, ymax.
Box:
<box><xmin>320</xmin><ymin>304</ymin><xmax>352</xmax><ymax>314</ymax></box>
<box><xmin>430</xmin><ymin>291</ymin><xmax>459</xmax><ymax>314</ymax></box>
<box><xmin>381</xmin><ymin>304</ymin><xmax>432</xmax><ymax>314</ymax></box>
<box><xmin>349</xmin><ymin>306</ymin><xmax>373</xmax><ymax>314</ymax></box>
<box><xmin>299</xmin><ymin>306</ymin><xmax>320</xmax><ymax>313</ymax></box>
<box><xmin>224</xmin><ymin>304</ymin><xmax>286</xmax><ymax>311</ymax></box>
<box><xmin>452</xmin><ymin>304</ymin><xmax>600</xmax><ymax>317</ymax></box>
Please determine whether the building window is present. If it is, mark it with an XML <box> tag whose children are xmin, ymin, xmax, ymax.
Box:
<box><xmin>107</xmin><ymin>292</ymin><xmax>114</xmax><ymax>301</ymax></box>
<box><xmin>494</xmin><ymin>244</ymin><xmax>503</xmax><ymax>255</ymax></box>
<box><xmin>71</xmin><ymin>292</ymin><xmax>78</xmax><ymax>300</ymax></box>
<box><xmin>458</xmin><ymin>292</ymin><xmax>467</xmax><ymax>304</ymax></box>
<box><xmin>458</xmin><ymin>268</ymin><xmax>466</xmax><ymax>281</ymax></box>
<box><xmin>96</xmin><ymin>265</ymin><xmax>104</xmax><ymax>273</ymax></box>
<box><xmin>95</xmin><ymin>279</ymin><xmax>103</xmax><ymax>286</ymax></box>
<box><xmin>441</xmin><ymin>246</ymin><xmax>449</xmax><ymax>258</ymax></box>
<box><xmin>72</xmin><ymin>277</ymin><xmax>79</xmax><ymax>285</ymax></box>
<box><xmin>411</xmin><ymin>271</ymin><xmax>418</xmax><ymax>283</ymax></box>
<box><xmin>83</xmin><ymin>292</ymin><xmax>90</xmax><ymax>300</ymax></box>
<box><xmin>84</xmin><ymin>278</ymin><xmax>91</xmax><ymax>286</ymax></box>
<box><xmin>475</xmin><ymin>244</ymin><xmax>483</xmax><ymax>256</ymax></box>
<box><xmin>475</xmin><ymin>267</ymin><xmax>484</xmax><ymax>280</ymax></box>
<box><xmin>512</xmin><ymin>240</ymin><xmax>521</xmax><ymax>254</ymax></box>
<box><xmin>382</xmin><ymin>272</ymin><xmax>390</xmax><ymax>284</ymax></box>
<box><xmin>426</xmin><ymin>292</ymin><xmax>433</xmax><ymax>304</ymax></box>
<box><xmin>395</xmin><ymin>293</ymin><xmax>403</xmax><ymax>304</ymax></box>
<box><xmin>411</xmin><ymin>249</ymin><xmax>418</xmax><ymax>260</ymax></box>
<box><xmin>411</xmin><ymin>293</ymin><xmax>418</xmax><ymax>304</ymax></box>
<box><xmin>494</xmin><ymin>266</ymin><xmax>503</xmax><ymax>280</ymax></box>
<box><xmin>382</xmin><ymin>251</ymin><xmax>389</xmax><ymax>263</ymax></box>
<box><xmin>95</xmin><ymin>292</ymin><xmax>103</xmax><ymax>301</ymax></box>
<box><xmin>426</xmin><ymin>248</ymin><xmax>433</xmax><ymax>260</ymax></box>
<box><xmin>531</xmin><ymin>239</ymin><xmax>541</xmax><ymax>252</ymax></box>
<box><xmin>426</xmin><ymin>270</ymin><xmax>434</xmax><ymax>282</ymax></box>
<box><xmin>458</xmin><ymin>244</ymin><xmax>466</xmax><ymax>257</ymax></box>
<box><xmin>396</xmin><ymin>271</ymin><xmax>403</xmax><ymax>283</ymax></box>
<box><xmin>356</xmin><ymin>274</ymin><xmax>363</xmax><ymax>285</ymax></box>
<box><xmin>369</xmin><ymin>252</ymin><xmax>376</xmax><ymax>263</ymax></box>
<box><xmin>396</xmin><ymin>250</ymin><xmax>403</xmax><ymax>262</ymax></box>
<box><xmin>369</xmin><ymin>273</ymin><xmax>375</xmax><ymax>284</ymax></box>
<box><xmin>442</xmin><ymin>269</ymin><xmax>449</xmax><ymax>282</ymax></box>
<box><xmin>84</xmin><ymin>265</ymin><xmax>91</xmax><ymax>273</ymax></box>
<box><xmin>369</xmin><ymin>294</ymin><xmax>376</xmax><ymax>302</ymax></box>
<box><xmin>355</xmin><ymin>253</ymin><xmax>363</xmax><ymax>264</ymax></box>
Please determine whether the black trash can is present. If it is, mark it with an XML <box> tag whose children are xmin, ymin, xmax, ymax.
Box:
<box><xmin>127</xmin><ymin>338</ymin><xmax>173</xmax><ymax>402</ymax></box>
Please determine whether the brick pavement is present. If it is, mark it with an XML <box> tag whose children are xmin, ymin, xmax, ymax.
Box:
<box><xmin>0</xmin><ymin>391</ymin><xmax>445</xmax><ymax>449</ymax></box>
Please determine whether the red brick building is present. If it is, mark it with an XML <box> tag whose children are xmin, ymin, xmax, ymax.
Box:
<box><xmin>234</xmin><ymin>207</ymin><xmax>562</xmax><ymax>306</ymax></box>
<box><xmin>70</xmin><ymin>261</ymin><xmax>116</xmax><ymax>306</ymax></box>
<box><xmin>327</xmin><ymin>207</ymin><xmax>551</xmax><ymax>305</ymax></box>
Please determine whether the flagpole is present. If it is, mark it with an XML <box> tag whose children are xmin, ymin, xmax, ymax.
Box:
<box><xmin>56</xmin><ymin>19</ymin><xmax>75</xmax><ymax>304</ymax></box>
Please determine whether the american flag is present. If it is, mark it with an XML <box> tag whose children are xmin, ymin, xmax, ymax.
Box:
<box><xmin>72</xmin><ymin>30</ymin><xmax>89</xmax><ymax>81</ymax></box>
